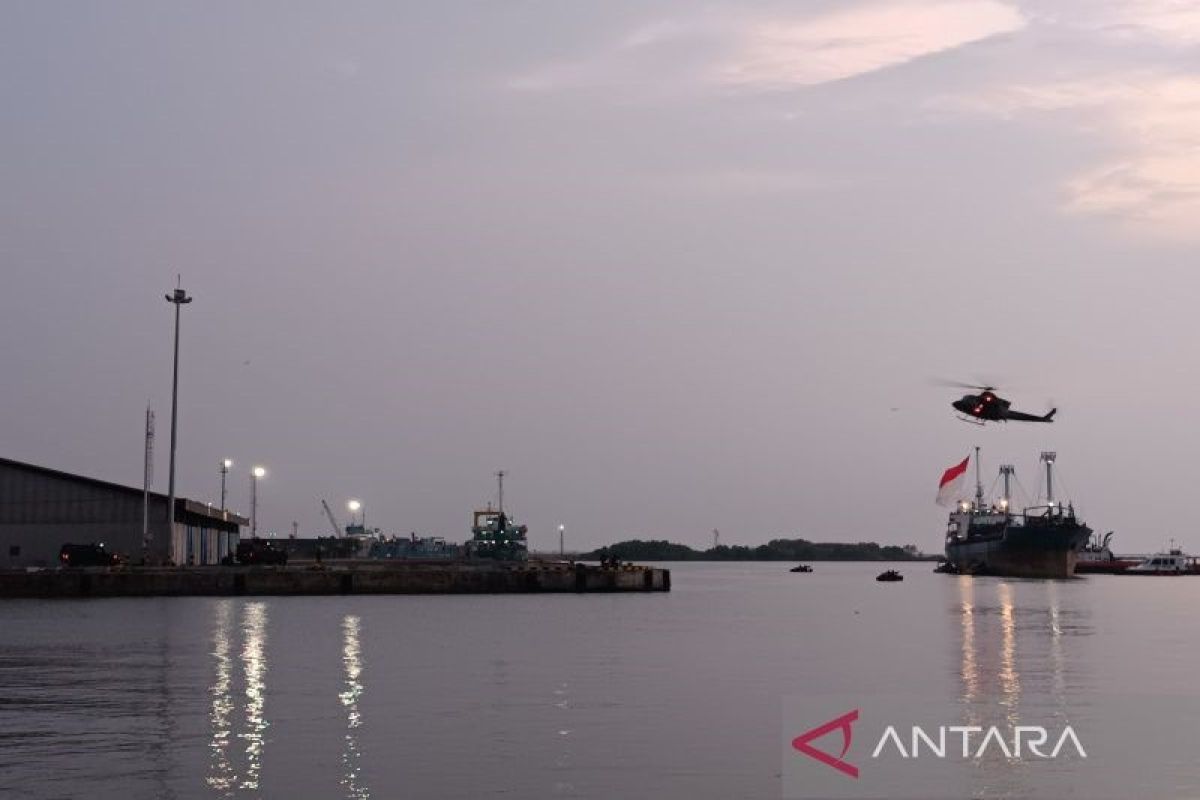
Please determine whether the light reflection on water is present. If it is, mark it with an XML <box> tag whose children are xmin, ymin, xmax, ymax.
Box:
<box><xmin>206</xmin><ymin>599</ymin><xmax>235</xmax><ymax>795</ymax></box>
<box><xmin>239</xmin><ymin>602</ymin><xmax>269</xmax><ymax>791</ymax></box>
<box><xmin>997</xmin><ymin>582</ymin><xmax>1020</xmax><ymax>720</ymax></box>
<box><xmin>340</xmin><ymin>614</ymin><xmax>369</xmax><ymax>800</ymax></box>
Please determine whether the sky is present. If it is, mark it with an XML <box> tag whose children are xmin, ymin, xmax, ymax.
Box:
<box><xmin>2</xmin><ymin>1</ymin><xmax>1199</xmax><ymax>553</ymax></box>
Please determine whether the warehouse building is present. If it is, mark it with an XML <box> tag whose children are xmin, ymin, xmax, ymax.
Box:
<box><xmin>0</xmin><ymin>457</ymin><xmax>245</xmax><ymax>568</ymax></box>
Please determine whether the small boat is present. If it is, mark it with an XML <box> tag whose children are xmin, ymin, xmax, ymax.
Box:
<box><xmin>790</xmin><ymin>564</ymin><xmax>813</xmax><ymax>573</ymax></box>
<box><xmin>1124</xmin><ymin>548</ymin><xmax>1200</xmax><ymax>575</ymax></box>
<box><xmin>933</xmin><ymin>560</ymin><xmax>959</xmax><ymax>574</ymax></box>
<box><xmin>876</xmin><ymin>569</ymin><xmax>903</xmax><ymax>582</ymax></box>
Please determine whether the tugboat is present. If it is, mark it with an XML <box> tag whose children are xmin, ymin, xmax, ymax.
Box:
<box><xmin>876</xmin><ymin>569</ymin><xmax>903</xmax><ymax>582</ymax></box>
<box><xmin>790</xmin><ymin>564</ymin><xmax>813</xmax><ymax>573</ymax></box>
<box><xmin>466</xmin><ymin>471</ymin><xmax>529</xmax><ymax>561</ymax></box>
<box><xmin>1074</xmin><ymin>531</ymin><xmax>1140</xmax><ymax>574</ymax></box>
<box><xmin>942</xmin><ymin>449</ymin><xmax>1090</xmax><ymax>578</ymax></box>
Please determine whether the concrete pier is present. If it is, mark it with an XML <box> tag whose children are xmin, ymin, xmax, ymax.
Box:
<box><xmin>0</xmin><ymin>562</ymin><xmax>670</xmax><ymax>598</ymax></box>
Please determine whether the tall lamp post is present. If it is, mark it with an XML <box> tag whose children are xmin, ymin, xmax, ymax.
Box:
<box><xmin>219</xmin><ymin>459</ymin><xmax>232</xmax><ymax>512</ymax></box>
<box><xmin>558</xmin><ymin>524</ymin><xmax>565</xmax><ymax>558</ymax></box>
<box><xmin>251</xmin><ymin>466</ymin><xmax>266</xmax><ymax>537</ymax></box>
<box><xmin>164</xmin><ymin>280</ymin><xmax>192</xmax><ymax>539</ymax></box>
<box><xmin>348</xmin><ymin>499</ymin><xmax>362</xmax><ymax>530</ymax></box>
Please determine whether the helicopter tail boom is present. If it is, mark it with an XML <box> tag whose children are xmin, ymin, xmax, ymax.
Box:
<box><xmin>1006</xmin><ymin>407</ymin><xmax>1056</xmax><ymax>423</ymax></box>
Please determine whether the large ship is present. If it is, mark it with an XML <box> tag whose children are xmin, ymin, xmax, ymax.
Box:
<box><xmin>466</xmin><ymin>471</ymin><xmax>529</xmax><ymax>561</ymax></box>
<box><xmin>943</xmin><ymin>449</ymin><xmax>1090</xmax><ymax>578</ymax></box>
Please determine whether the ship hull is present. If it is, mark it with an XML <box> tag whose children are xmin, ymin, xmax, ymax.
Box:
<box><xmin>945</xmin><ymin>522</ymin><xmax>1091</xmax><ymax>579</ymax></box>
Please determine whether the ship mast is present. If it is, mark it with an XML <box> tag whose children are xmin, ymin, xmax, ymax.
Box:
<box><xmin>1041</xmin><ymin>451</ymin><xmax>1056</xmax><ymax>508</ymax></box>
<box><xmin>999</xmin><ymin>464</ymin><xmax>1014</xmax><ymax>513</ymax></box>
<box><xmin>496</xmin><ymin>470</ymin><xmax>506</xmax><ymax>514</ymax></box>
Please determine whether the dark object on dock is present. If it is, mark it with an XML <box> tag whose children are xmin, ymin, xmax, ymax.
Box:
<box><xmin>876</xmin><ymin>569</ymin><xmax>903</xmax><ymax>582</ymax></box>
<box><xmin>0</xmin><ymin>562</ymin><xmax>670</xmax><ymax>598</ymax></box>
<box><xmin>59</xmin><ymin>543</ymin><xmax>120</xmax><ymax>568</ymax></box>
<box><xmin>789</xmin><ymin>564</ymin><xmax>813</xmax><ymax>573</ymax></box>
<box><xmin>933</xmin><ymin>561</ymin><xmax>959</xmax><ymax>574</ymax></box>
<box><xmin>235</xmin><ymin>538</ymin><xmax>288</xmax><ymax>566</ymax></box>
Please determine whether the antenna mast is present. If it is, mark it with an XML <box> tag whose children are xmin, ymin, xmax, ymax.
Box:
<box><xmin>496</xmin><ymin>470</ymin><xmax>505</xmax><ymax>514</ymax></box>
<box><xmin>142</xmin><ymin>406</ymin><xmax>155</xmax><ymax>563</ymax></box>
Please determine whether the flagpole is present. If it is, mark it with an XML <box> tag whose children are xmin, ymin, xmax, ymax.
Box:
<box><xmin>974</xmin><ymin>446</ymin><xmax>983</xmax><ymax>510</ymax></box>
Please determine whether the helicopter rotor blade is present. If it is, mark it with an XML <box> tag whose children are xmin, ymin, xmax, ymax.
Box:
<box><xmin>930</xmin><ymin>377</ymin><xmax>997</xmax><ymax>392</ymax></box>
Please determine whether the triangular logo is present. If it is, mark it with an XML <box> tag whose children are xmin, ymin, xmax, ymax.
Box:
<box><xmin>791</xmin><ymin>709</ymin><xmax>859</xmax><ymax>779</ymax></box>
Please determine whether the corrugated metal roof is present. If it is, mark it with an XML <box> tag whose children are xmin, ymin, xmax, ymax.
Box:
<box><xmin>0</xmin><ymin>455</ymin><xmax>249</xmax><ymax>526</ymax></box>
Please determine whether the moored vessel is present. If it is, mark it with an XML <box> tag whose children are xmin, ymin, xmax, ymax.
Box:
<box><xmin>1124</xmin><ymin>548</ymin><xmax>1200</xmax><ymax>575</ymax></box>
<box><xmin>466</xmin><ymin>471</ymin><xmax>529</xmax><ymax>561</ymax></box>
<box><xmin>941</xmin><ymin>449</ymin><xmax>1090</xmax><ymax>578</ymax></box>
<box><xmin>1074</xmin><ymin>531</ymin><xmax>1140</xmax><ymax>574</ymax></box>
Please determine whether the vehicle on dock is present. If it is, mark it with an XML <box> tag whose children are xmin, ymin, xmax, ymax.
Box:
<box><xmin>235</xmin><ymin>538</ymin><xmax>288</xmax><ymax>566</ymax></box>
<box><xmin>876</xmin><ymin>569</ymin><xmax>903</xmax><ymax>582</ymax></box>
<box><xmin>59</xmin><ymin>543</ymin><xmax>120</xmax><ymax>567</ymax></box>
<box><xmin>940</xmin><ymin>449</ymin><xmax>1090</xmax><ymax>578</ymax></box>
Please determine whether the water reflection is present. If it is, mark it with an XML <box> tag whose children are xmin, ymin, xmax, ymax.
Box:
<box><xmin>207</xmin><ymin>600</ymin><xmax>236</xmax><ymax>795</ymax></box>
<box><xmin>1046</xmin><ymin>582</ymin><xmax>1067</xmax><ymax>713</ymax></box>
<box><xmin>997</xmin><ymin>582</ymin><xmax>1020</xmax><ymax>721</ymax></box>
<box><xmin>955</xmin><ymin>578</ymin><xmax>1095</xmax><ymax>797</ymax></box>
<box><xmin>340</xmin><ymin>614</ymin><xmax>369</xmax><ymax>799</ymax></box>
<box><xmin>240</xmin><ymin>602</ymin><xmax>269</xmax><ymax>790</ymax></box>
<box><xmin>958</xmin><ymin>577</ymin><xmax>978</xmax><ymax>707</ymax></box>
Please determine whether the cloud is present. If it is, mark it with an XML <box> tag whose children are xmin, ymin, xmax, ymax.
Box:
<box><xmin>939</xmin><ymin>73</ymin><xmax>1200</xmax><ymax>240</ymax></box>
<box><xmin>1066</xmin><ymin>0</ymin><xmax>1200</xmax><ymax>46</ymax></box>
<box><xmin>715</xmin><ymin>1</ymin><xmax>1025</xmax><ymax>90</ymax></box>
<box><xmin>507</xmin><ymin>0</ymin><xmax>1026</xmax><ymax>94</ymax></box>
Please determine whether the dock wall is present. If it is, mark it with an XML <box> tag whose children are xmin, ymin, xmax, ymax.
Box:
<box><xmin>0</xmin><ymin>563</ymin><xmax>670</xmax><ymax>598</ymax></box>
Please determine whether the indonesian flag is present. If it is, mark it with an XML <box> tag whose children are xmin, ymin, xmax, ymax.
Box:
<box><xmin>936</xmin><ymin>455</ymin><xmax>970</xmax><ymax>507</ymax></box>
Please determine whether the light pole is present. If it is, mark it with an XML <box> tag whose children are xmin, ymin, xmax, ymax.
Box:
<box><xmin>219</xmin><ymin>459</ymin><xmax>232</xmax><ymax>512</ymax></box>
<box><xmin>348</xmin><ymin>499</ymin><xmax>362</xmax><ymax>529</ymax></box>
<box><xmin>164</xmin><ymin>280</ymin><xmax>192</xmax><ymax>537</ymax></box>
<box><xmin>251</xmin><ymin>466</ymin><xmax>266</xmax><ymax>537</ymax></box>
<box><xmin>558</xmin><ymin>524</ymin><xmax>565</xmax><ymax>558</ymax></box>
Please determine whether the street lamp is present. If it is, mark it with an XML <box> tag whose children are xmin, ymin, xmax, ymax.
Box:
<box><xmin>347</xmin><ymin>499</ymin><xmax>362</xmax><ymax>527</ymax></box>
<box><xmin>164</xmin><ymin>279</ymin><xmax>192</xmax><ymax>535</ymax></box>
<box><xmin>219</xmin><ymin>459</ymin><xmax>233</xmax><ymax>512</ymax></box>
<box><xmin>251</xmin><ymin>466</ymin><xmax>266</xmax><ymax>537</ymax></box>
<box><xmin>559</xmin><ymin>524</ymin><xmax>565</xmax><ymax>558</ymax></box>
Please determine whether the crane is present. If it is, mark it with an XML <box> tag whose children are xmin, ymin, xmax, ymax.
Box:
<box><xmin>320</xmin><ymin>499</ymin><xmax>342</xmax><ymax>537</ymax></box>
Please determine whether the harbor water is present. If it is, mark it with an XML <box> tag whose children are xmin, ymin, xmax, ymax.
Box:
<box><xmin>2</xmin><ymin>562</ymin><xmax>1197</xmax><ymax>799</ymax></box>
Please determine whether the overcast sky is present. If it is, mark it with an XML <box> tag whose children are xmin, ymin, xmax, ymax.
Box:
<box><xmin>3</xmin><ymin>1</ymin><xmax>1199</xmax><ymax>552</ymax></box>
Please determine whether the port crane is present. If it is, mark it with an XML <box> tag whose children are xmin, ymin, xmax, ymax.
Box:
<box><xmin>320</xmin><ymin>499</ymin><xmax>342</xmax><ymax>537</ymax></box>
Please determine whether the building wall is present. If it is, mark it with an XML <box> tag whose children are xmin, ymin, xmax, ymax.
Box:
<box><xmin>169</xmin><ymin>522</ymin><xmax>239</xmax><ymax>566</ymax></box>
<box><xmin>0</xmin><ymin>461</ymin><xmax>237</xmax><ymax>567</ymax></box>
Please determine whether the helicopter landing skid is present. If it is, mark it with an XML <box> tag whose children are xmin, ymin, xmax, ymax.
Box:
<box><xmin>955</xmin><ymin>415</ymin><xmax>987</xmax><ymax>426</ymax></box>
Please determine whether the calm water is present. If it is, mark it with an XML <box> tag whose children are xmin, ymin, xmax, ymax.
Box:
<box><xmin>2</xmin><ymin>562</ymin><xmax>1198</xmax><ymax>799</ymax></box>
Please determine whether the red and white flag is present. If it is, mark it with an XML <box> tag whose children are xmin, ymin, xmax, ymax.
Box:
<box><xmin>936</xmin><ymin>455</ymin><xmax>970</xmax><ymax>507</ymax></box>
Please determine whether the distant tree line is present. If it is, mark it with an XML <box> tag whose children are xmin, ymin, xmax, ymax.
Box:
<box><xmin>582</xmin><ymin>538</ymin><xmax>935</xmax><ymax>562</ymax></box>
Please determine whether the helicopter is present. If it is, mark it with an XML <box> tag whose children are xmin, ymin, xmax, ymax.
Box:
<box><xmin>943</xmin><ymin>382</ymin><xmax>1056</xmax><ymax>425</ymax></box>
